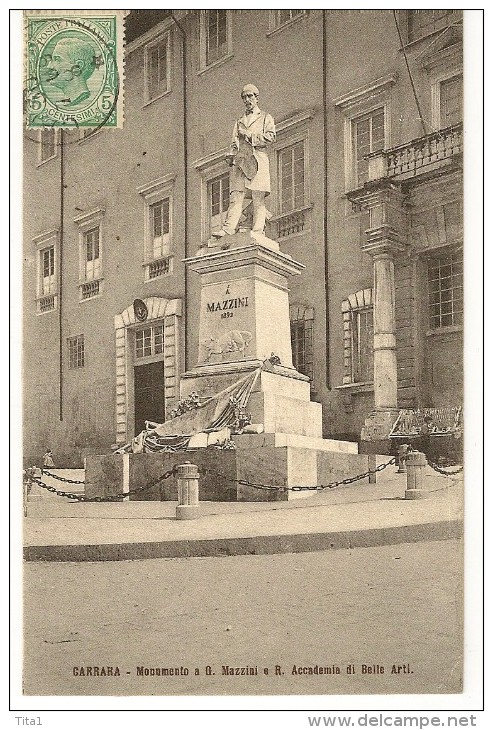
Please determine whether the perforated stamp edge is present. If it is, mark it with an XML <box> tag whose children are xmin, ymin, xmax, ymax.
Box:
<box><xmin>24</xmin><ymin>10</ymin><xmax>125</xmax><ymax>130</ymax></box>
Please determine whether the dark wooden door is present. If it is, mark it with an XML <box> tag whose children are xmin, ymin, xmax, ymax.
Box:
<box><xmin>134</xmin><ymin>361</ymin><xmax>165</xmax><ymax>435</ymax></box>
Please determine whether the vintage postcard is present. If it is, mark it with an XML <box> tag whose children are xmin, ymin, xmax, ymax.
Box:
<box><xmin>14</xmin><ymin>6</ymin><xmax>483</xmax><ymax>716</ymax></box>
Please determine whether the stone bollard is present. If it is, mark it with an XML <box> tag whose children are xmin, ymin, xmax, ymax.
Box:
<box><xmin>176</xmin><ymin>462</ymin><xmax>200</xmax><ymax>520</ymax></box>
<box><xmin>368</xmin><ymin>454</ymin><xmax>377</xmax><ymax>484</ymax></box>
<box><xmin>397</xmin><ymin>443</ymin><xmax>410</xmax><ymax>473</ymax></box>
<box><xmin>23</xmin><ymin>472</ymin><xmax>31</xmax><ymax>517</ymax></box>
<box><xmin>405</xmin><ymin>451</ymin><xmax>429</xmax><ymax>500</ymax></box>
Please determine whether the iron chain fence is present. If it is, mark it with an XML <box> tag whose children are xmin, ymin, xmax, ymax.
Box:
<box><xmin>29</xmin><ymin>467</ymin><xmax>177</xmax><ymax>502</ymax></box>
<box><xmin>25</xmin><ymin>452</ymin><xmax>463</xmax><ymax>504</ymax></box>
<box><xmin>202</xmin><ymin>457</ymin><xmax>396</xmax><ymax>493</ymax></box>
<box><xmin>41</xmin><ymin>469</ymin><xmax>86</xmax><ymax>485</ymax></box>
<box><xmin>427</xmin><ymin>461</ymin><xmax>464</xmax><ymax>476</ymax></box>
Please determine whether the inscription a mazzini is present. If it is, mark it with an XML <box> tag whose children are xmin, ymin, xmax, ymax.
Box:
<box><xmin>206</xmin><ymin>297</ymin><xmax>249</xmax><ymax>313</ymax></box>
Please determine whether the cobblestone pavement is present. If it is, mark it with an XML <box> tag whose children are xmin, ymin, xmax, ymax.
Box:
<box><xmin>23</xmin><ymin>539</ymin><xmax>463</xmax><ymax>696</ymax></box>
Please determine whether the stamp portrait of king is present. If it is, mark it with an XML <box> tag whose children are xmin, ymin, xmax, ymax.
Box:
<box><xmin>41</xmin><ymin>33</ymin><xmax>100</xmax><ymax>109</ymax></box>
<box><xmin>25</xmin><ymin>12</ymin><xmax>124</xmax><ymax>129</ymax></box>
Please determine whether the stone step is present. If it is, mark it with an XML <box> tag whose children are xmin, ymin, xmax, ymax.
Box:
<box><xmin>233</xmin><ymin>432</ymin><xmax>358</xmax><ymax>453</ymax></box>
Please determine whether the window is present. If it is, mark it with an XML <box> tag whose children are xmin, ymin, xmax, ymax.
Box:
<box><xmin>41</xmin><ymin>246</ymin><xmax>55</xmax><ymax>295</ymax></box>
<box><xmin>199</xmin><ymin>10</ymin><xmax>232</xmax><ymax>71</ymax></box>
<box><xmin>138</xmin><ymin>175</ymin><xmax>175</xmax><ymax>280</ymax></box>
<box><xmin>290</xmin><ymin>305</ymin><xmax>314</xmax><ymax>382</ymax></box>
<box><xmin>74</xmin><ymin>208</ymin><xmax>105</xmax><ymax>300</ymax></box>
<box><xmin>342</xmin><ymin>289</ymin><xmax>374</xmax><ymax>385</ymax></box>
<box><xmin>67</xmin><ymin>335</ymin><xmax>85</xmax><ymax>369</ymax></box>
<box><xmin>205</xmin><ymin>10</ymin><xmax>227</xmax><ymax>66</ymax></box>
<box><xmin>335</xmin><ymin>74</ymin><xmax>395</xmax><ymax>193</ymax></box>
<box><xmin>278</xmin><ymin>141</ymin><xmax>305</xmax><ymax>214</ymax></box>
<box><xmin>350</xmin><ymin>308</ymin><xmax>374</xmax><ymax>383</ymax></box>
<box><xmin>33</xmin><ymin>230</ymin><xmax>58</xmax><ymax>313</ymax></box>
<box><xmin>144</xmin><ymin>34</ymin><xmax>170</xmax><ymax>103</ymax></box>
<box><xmin>269</xmin><ymin>110</ymin><xmax>314</xmax><ymax>238</ymax></box>
<box><xmin>150</xmin><ymin>199</ymin><xmax>170</xmax><ymax>259</ymax></box>
<box><xmin>83</xmin><ymin>228</ymin><xmax>101</xmax><ymax>282</ymax></box>
<box><xmin>193</xmin><ymin>151</ymin><xmax>231</xmax><ymax>243</ymax></box>
<box><xmin>38</xmin><ymin>128</ymin><xmax>57</xmax><ymax>164</ymax></box>
<box><xmin>208</xmin><ymin>172</ymin><xmax>230</xmax><ymax>237</ymax></box>
<box><xmin>439</xmin><ymin>75</ymin><xmax>462</xmax><ymax>128</ymax></box>
<box><xmin>352</xmin><ymin>108</ymin><xmax>385</xmax><ymax>188</ymax></box>
<box><xmin>428</xmin><ymin>250</ymin><xmax>463</xmax><ymax>329</ymax></box>
<box><xmin>407</xmin><ymin>10</ymin><xmax>453</xmax><ymax>42</ymax></box>
<box><xmin>269</xmin><ymin>10</ymin><xmax>305</xmax><ymax>31</ymax></box>
<box><xmin>135</xmin><ymin>323</ymin><xmax>165</xmax><ymax>359</ymax></box>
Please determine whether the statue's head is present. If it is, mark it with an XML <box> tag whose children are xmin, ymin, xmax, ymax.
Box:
<box><xmin>241</xmin><ymin>84</ymin><xmax>259</xmax><ymax>112</ymax></box>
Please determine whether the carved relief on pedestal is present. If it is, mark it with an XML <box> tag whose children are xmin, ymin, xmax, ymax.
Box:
<box><xmin>201</xmin><ymin>330</ymin><xmax>253</xmax><ymax>363</ymax></box>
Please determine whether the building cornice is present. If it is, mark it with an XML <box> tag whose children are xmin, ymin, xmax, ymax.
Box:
<box><xmin>276</xmin><ymin>109</ymin><xmax>315</xmax><ymax>135</ymax></box>
<box><xmin>333</xmin><ymin>74</ymin><xmax>398</xmax><ymax>110</ymax></box>
<box><xmin>73</xmin><ymin>207</ymin><xmax>105</xmax><ymax>227</ymax></box>
<box><xmin>192</xmin><ymin>147</ymin><xmax>229</xmax><ymax>172</ymax></box>
<box><xmin>126</xmin><ymin>17</ymin><xmax>174</xmax><ymax>55</ymax></box>
<box><xmin>137</xmin><ymin>174</ymin><xmax>176</xmax><ymax>198</ymax></box>
<box><xmin>32</xmin><ymin>228</ymin><xmax>59</xmax><ymax>247</ymax></box>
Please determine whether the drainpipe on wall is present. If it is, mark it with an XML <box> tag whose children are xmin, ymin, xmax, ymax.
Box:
<box><xmin>58</xmin><ymin>128</ymin><xmax>64</xmax><ymax>421</ymax></box>
<box><xmin>171</xmin><ymin>13</ymin><xmax>189</xmax><ymax>371</ymax></box>
<box><xmin>322</xmin><ymin>9</ymin><xmax>330</xmax><ymax>390</ymax></box>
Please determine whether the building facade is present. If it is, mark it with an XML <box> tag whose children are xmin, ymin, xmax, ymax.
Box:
<box><xmin>23</xmin><ymin>10</ymin><xmax>463</xmax><ymax>465</ymax></box>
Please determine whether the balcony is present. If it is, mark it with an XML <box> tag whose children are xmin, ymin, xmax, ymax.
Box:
<box><xmin>269</xmin><ymin>205</ymin><xmax>312</xmax><ymax>240</ymax></box>
<box><xmin>144</xmin><ymin>256</ymin><xmax>173</xmax><ymax>281</ymax></box>
<box><xmin>37</xmin><ymin>294</ymin><xmax>56</xmax><ymax>314</ymax></box>
<box><xmin>366</xmin><ymin>123</ymin><xmax>462</xmax><ymax>183</ymax></box>
<box><xmin>80</xmin><ymin>279</ymin><xmax>102</xmax><ymax>300</ymax></box>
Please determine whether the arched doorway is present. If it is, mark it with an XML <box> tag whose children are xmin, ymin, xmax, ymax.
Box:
<box><xmin>114</xmin><ymin>297</ymin><xmax>182</xmax><ymax>444</ymax></box>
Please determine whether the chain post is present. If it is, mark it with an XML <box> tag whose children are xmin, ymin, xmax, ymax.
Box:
<box><xmin>175</xmin><ymin>461</ymin><xmax>200</xmax><ymax>520</ymax></box>
<box><xmin>405</xmin><ymin>450</ymin><xmax>429</xmax><ymax>500</ymax></box>
<box><xmin>23</xmin><ymin>469</ymin><xmax>33</xmax><ymax>517</ymax></box>
<box><xmin>368</xmin><ymin>454</ymin><xmax>377</xmax><ymax>484</ymax></box>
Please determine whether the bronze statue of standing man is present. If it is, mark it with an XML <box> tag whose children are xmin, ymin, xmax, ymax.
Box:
<box><xmin>212</xmin><ymin>84</ymin><xmax>276</xmax><ymax>240</ymax></box>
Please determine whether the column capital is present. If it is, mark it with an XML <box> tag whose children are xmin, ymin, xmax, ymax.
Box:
<box><xmin>347</xmin><ymin>179</ymin><xmax>406</xmax><ymax>211</ymax></box>
<box><xmin>361</xmin><ymin>227</ymin><xmax>408</xmax><ymax>259</ymax></box>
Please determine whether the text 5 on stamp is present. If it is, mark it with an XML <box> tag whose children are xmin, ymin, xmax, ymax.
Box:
<box><xmin>24</xmin><ymin>11</ymin><xmax>124</xmax><ymax>129</ymax></box>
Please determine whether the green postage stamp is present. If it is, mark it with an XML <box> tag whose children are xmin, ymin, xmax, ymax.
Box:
<box><xmin>24</xmin><ymin>10</ymin><xmax>125</xmax><ymax>129</ymax></box>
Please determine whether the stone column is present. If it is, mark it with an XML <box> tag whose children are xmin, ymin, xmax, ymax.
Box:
<box><xmin>352</xmin><ymin>183</ymin><xmax>409</xmax><ymax>446</ymax></box>
<box><xmin>372</xmin><ymin>249</ymin><xmax>397</xmax><ymax>409</ymax></box>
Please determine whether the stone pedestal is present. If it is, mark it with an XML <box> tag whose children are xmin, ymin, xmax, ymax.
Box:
<box><xmin>84</xmin><ymin>448</ymin><xmax>375</xmax><ymax>503</ymax></box>
<box><xmin>183</xmin><ymin>234</ymin><xmax>323</xmax><ymax>439</ymax></box>
<box><xmin>185</xmin><ymin>233</ymin><xmax>304</xmax><ymax>371</ymax></box>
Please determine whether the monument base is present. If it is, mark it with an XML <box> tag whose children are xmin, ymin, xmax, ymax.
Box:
<box><xmin>181</xmin><ymin>362</ymin><xmax>323</xmax><ymax>439</ymax></box>
<box><xmin>85</xmin><ymin>230</ymin><xmax>376</xmax><ymax>502</ymax></box>
<box><xmin>85</xmin><ymin>447</ymin><xmax>373</xmax><ymax>503</ymax></box>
